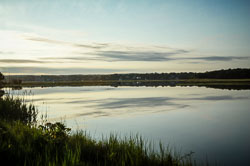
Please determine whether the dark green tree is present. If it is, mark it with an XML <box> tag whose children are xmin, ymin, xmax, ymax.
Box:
<box><xmin>0</xmin><ymin>72</ymin><xmax>4</xmax><ymax>97</ymax></box>
<box><xmin>0</xmin><ymin>72</ymin><xmax>4</xmax><ymax>82</ymax></box>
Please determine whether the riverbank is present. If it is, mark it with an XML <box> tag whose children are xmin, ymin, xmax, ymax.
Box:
<box><xmin>4</xmin><ymin>79</ymin><xmax>250</xmax><ymax>90</ymax></box>
<box><xmin>0</xmin><ymin>94</ymin><xmax>196</xmax><ymax>166</ymax></box>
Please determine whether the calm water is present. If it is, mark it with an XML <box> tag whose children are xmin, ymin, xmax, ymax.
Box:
<box><xmin>12</xmin><ymin>86</ymin><xmax>250</xmax><ymax>165</ymax></box>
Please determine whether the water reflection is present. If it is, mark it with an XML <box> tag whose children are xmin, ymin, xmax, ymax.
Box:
<box><xmin>69</xmin><ymin>97</ymin><xmax>187</xmax><ymax>109</ymax></box>
<box><xmin>73</xmin><ymin>95</ymin><xmax>249</xmax><ymax>109</ymax></box>
<box><xmin>11</xmin><ymin>87</ymin><xmax>250</xmax><ymax>120</ymax></box>
<box><xmin>10</xmin><ymin>86</ymin><xmax>250</xmax><ymax>166</ymax></box>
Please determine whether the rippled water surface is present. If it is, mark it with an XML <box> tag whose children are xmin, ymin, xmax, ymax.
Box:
<box><xmin>11</xmin><ymin>86</ymin><xmax>250</xmax><ymax>165</ymax></box>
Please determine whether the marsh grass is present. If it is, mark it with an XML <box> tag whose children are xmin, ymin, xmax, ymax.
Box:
<box><xmin>0</xmin><ymin>121</ymin><xmax>195</xmax><ymax>166</ymax></box>
<box><xmin>0</xmin><ymin>93</ymin><xmax>196</xmax><ymax>166</ymax></box>
<box><xmin>0</xmin><ymin>93</ymin><xmax>37</xmax><ymax>125</ymax></box>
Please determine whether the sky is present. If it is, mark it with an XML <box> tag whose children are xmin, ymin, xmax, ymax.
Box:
<box><xmin>0</xmin><ymin>0</ymin><xmax>250</xmax><ymax>75</ymax></box>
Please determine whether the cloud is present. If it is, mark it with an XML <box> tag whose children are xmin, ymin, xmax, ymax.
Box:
<box><xmin>187</xmin><ymin>56</ymin><xmax>250</xmax><ymax>61</ymax></box>
<box><xmin>25</xmin><ymin>35</ymin><xmax>192</xmax><ymax>61</ymax></box>
<box><xmin>189</xmin><ymin>95</ymin><xmax>249</xmax><ymax>101</ymax></box>
<box><xmin>46</xmin><ymin>49</ymin><xmax>190</xmax><ymax>62</ymax></box>
<box><xmin>52</xmin><ymin>51</ymin><xmax>249</xmax><ymax>63</ymax></box>
<box><xmin>26</xmin><ymin>36</ymin><xmax>108</xmax><ymax>49</ymax></box>
<box><xmin>92</xmin><ymin>50</ymin><xmax>189</xmax><ymax>61</ymax></box>
<box><xmin>0</xmin><ymin>51</ymin><xmax>14</xmax><ymax>55</ymax></box>
<box><xmin>24</xmin><ymin>35</ymin><xmax>249</xmax><ymax>63</ymax></box>
<box><xmin>77</xmin><ymin>111</ymin><xmax>109</xmax><ymax>117</ymax></box>
<box><xmin>26</xmin><ymin>37</ymin><xmax>65</xmax><ymax>45</ymax></box>
<box><xmin>0</xmin><ymin>67</ymin><xmax>127</xmax><ymax>74</ymax></box>
<box><xmin>0</xmin><ymin>59</ymin><xmax>46</xmax><ymax>63</ymax></box>
<box><xmin>73</xmin><ymin>44</ymin><xmax>107</xmax><ymax>49</ymax></box>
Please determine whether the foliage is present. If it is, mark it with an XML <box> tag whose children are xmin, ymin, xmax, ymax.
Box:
<box><xmin>0</xmin><ymin>121</ymin><xmax>69</xmax><ymax>165</ymax></box>
<box><xmin>0</xmin><ymin>94</ymin><xmax>37</xmax><ymax>124</ymax></box>
<box><xmin>0</xmin><ymin>72</ymin><xmax>4</xmax><ymax>97</ymax></box>
<box><xmin>0</xmin><ymin>72</ymin><xmax>4</xmax><ymax>82</ymax></box>
<box><xmin>38</xmin><ymin>122</ymin><xmax>71</xmax><ymax>145</ymax></box>
<box><xmin>0</xmin><ymin>90</ymin><xmax>3</xmax><ymax>98</ymax></box>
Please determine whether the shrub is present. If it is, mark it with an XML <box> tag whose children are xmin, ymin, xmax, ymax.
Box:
<box><xmin>0</xmin><ymin>94</ymin><xmax>37</xmax><ymax>124</ymax></box>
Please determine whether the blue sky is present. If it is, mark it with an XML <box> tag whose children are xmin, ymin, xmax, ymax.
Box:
<box><xmin>0</xmin><ymin>0</ymin><xmax>250</xmax><ymax>74</ymax></box>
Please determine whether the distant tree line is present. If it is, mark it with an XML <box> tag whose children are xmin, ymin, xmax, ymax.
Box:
<box><xmin>106</xmin><ymin>68</ymin><xmax>250</xmax><ymax>80</ymax></box>
<box><xmin>3</xmin><ymin>68</ymin><xmax>250</xmax><ymax>83</ymax></box>
<box><xmin>194</xmin><ymin>68</ymin><xmax>250</xmax><ymax>79</ymax></box>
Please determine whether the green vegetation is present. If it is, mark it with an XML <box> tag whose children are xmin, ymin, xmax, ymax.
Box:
<box><xmin>0</xmin><ymin>72</ymin><xmax>4</xmax><ymax>82</ymax></box>
<box><xmin>0</xmin><ymin>72</ymin><xmax>4</xmax><ymax>97</ymax></box>
<box><xmin>0</xmin><ymin>94</ymin><xmax>37</xmax><ymax>124</ymax></box>
<box><xmin>0</xmin><ymin>92</ymin><xmax>196</xmax><ymax>166</ymax></box>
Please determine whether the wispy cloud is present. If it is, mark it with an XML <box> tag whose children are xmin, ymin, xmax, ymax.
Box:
<box><xmin>92</xmin><ymin>50</ymin><xmax>189</xmax><ymax>61</ymax></box>
<box><xmin>56</xmin><ymin>51</ymin><xmax>180</xmax><ymax>62</ymax></box>
<box><xmin>24</xmin><ymin>35</ymin><xmax>250</xmax><ymax>63</ymax></box>
<box><xmin>0</xmin><ymin>51</ymin><xmax>15</xmax><ymax>55</ymax></box>
<box><xmin>0</xmin><ymin>59</ymin><xmax>46</xmax><ymax>63</ymax></box>
<box><xmin>26</xmin><ymin>37</ymin><xmax>66</xmax><ymax>45</ymax></box>
<box><xmin>0</xmin><ymin>66</ymin><xmax>128</xmax><ymax>74</ymax></box>
<box><xmin>26</xmin><ymin>36</ymin><xmax>108</xmax><ymax>49</ymax></box>
<box><xmin>44</xmin><ymin>50</ymin><xmax>249</xmax><ymax>63</ymax></box>
<box><xmin>186</xmin><ymin>56</ymin><xmax>250</xmax><ymax>61</ymax></box>
<box><xmin>73</xmin><ymin>43</ymin><xmax>107</xmax><ymax>49</ymax></box>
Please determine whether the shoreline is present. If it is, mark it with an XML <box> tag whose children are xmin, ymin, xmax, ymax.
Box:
<box><xmin>4</xmin><ymin>79</ymin><xmax>250</xmax><ymax>90</ymax></box>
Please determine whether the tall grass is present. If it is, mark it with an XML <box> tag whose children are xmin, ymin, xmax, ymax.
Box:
<box><xmin>0</xmin><ymin>121</ymin><xmax>195</xmax><ymax>166</ymax></box>
<box><xmin>0</xmin><ymin>93</ymin><xmax>196</xmax><ymax>166</ymax></box>
<box><xmin>0</xmin><ymin>93</ymin><xmax>37</xmax><ymax>124</ymax></box>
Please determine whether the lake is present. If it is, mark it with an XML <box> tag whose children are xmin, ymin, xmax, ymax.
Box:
<box><xmin>11</xmin><ymin>86</ymin><xmax>250</xmax><ymax>165</ymax></box>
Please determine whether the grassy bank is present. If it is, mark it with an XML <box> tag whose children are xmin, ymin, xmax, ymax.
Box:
<box><xmin>0</xmin><ymin>94</ymin><xmax>196</xmax><ymax>166</ymax></box>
